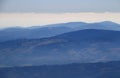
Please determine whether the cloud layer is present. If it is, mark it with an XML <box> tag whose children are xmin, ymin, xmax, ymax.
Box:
<box><xmin>0</xmin><ymin>13</ymin><xmax>120</xmax><ymax>28</ymax></box>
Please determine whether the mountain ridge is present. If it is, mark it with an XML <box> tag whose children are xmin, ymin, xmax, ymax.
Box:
<box><xmin>0</xmin><ymin>29</ymin><xmax>120</xmax><ymax>67</ymax></box>
<box><xmin>0</xmin><ymin>21</ymin><xmax>120</xmax><ymax>42</ymax></box>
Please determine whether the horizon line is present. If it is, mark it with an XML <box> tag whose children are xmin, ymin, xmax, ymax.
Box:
<box><xmin>0</xmin><ymin>21</ymin><xmax>119</xmax><ymax>30</ymax></box>
<box><xmin>0</xmin><ymin>12</ymin><xmax>120</xmax><ymax>28</ymax></box>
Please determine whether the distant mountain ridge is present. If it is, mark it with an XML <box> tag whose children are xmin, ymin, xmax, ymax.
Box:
<box><xmin>0</xmin><ymin>21</ymin><xmax>120</xmax><ymax>42</ymax></box>
<box><xmin>0</xmin><ymin>29</ymin><xmax>120</xmax><ymax>67</ymax></box>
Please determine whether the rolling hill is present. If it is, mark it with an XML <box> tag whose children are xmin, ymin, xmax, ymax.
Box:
<box><xmin>0</xmin><ymin>29</ymin><xmax>120</xmax><ymax>67</ymax></box>
<box><xmin>0</xmin><ymin>21</ymin><xmax>120</xmax><ymax>42</ymax></box>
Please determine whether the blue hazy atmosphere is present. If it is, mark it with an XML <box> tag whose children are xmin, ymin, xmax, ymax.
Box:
<box><xmin>0</xmin><ymin>0</ymin><xmax>120</xmax><ymax>12</ymax></box>
<box><xmin>0</xmin><ymin>0</ymin><xmax>120</xmax><ymax>78</ymax></box>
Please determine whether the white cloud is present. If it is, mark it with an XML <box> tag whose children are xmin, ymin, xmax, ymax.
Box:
<box><xmin>0</xmin><ymin>12</ymin><xmax>120</xmax><ymax>28</ymax></box>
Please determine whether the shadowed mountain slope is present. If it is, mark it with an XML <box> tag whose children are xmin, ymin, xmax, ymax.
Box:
<box><xmin>0</xmin><ymin>29</ymin><xmax>120</xmax><ymax>66</ymax></box>
<box><xmin>0</xmin><ymin>61</ymin><xmax>120</xmax><ymax>78</ymax></box>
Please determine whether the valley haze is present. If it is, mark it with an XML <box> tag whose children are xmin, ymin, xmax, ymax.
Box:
<box><xmin>1</xmin><ymin>0</ymin><xmax>120</xmax><ymax>78</ymax></box>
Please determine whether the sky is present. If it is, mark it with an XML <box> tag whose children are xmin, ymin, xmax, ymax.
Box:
<box><xmin>0</xmin><ymin>0</ymin><xmax>120</xmax><ymax>28</ymax></box>
<box><xmin>0</xmin><ymin>0</ymin><xmax>120</xmax><ymax>13</ymax></box>
<box><xmin>0</xmin><ymin>13</ymin><xmax>120</xmax><ymax>28</ymax></box>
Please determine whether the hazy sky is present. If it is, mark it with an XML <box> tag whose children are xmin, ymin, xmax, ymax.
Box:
<box><xmin>0</xmin><ymin>13</ymin><xmax>120</xmax><ymax>28</ymax></box>
<box><xmin>0</xmin><ymin>0</ymin><xmax>120</xmax><ymax>13</ymax></box>
<box><xmin>0</xmin><ymin>0</ymin><xmax>120</xmax><ymax>28</ymax></box>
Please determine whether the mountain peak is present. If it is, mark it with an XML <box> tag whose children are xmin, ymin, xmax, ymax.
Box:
<box><xmin>98</xmin><ymin>21</ymin><xmax>119</xmax><ymax>25</ymax></box>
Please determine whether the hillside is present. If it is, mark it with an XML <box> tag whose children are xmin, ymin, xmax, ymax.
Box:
<box><xmin>0</xmin><ymin>29</ymin><xmax>120</xmax><ymax>66</ymax></box>
<box><xmin>0</xmin><ymin>21</ymin><xmax>120</xmax><ymax>42</ymax></box>
<box><xmin>0</xmin><ymin>61</ymin><xmax>120</xmax><ymax>78</ymax></box>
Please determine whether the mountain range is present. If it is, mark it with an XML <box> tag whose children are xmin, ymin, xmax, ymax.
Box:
<box><xmin>0</xmin><ymin>29</ymin><xmax>120</xmax><ymax>67</ymax></box>
<box><xmin>0</xmin><ymin>21</ymin><xmax>120</xmax><ymax>78</ymax></box>
<box><xmin>0</xmin><ymin>21</ymin><xmax>120</xmax><ymax>42</ymax></box>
